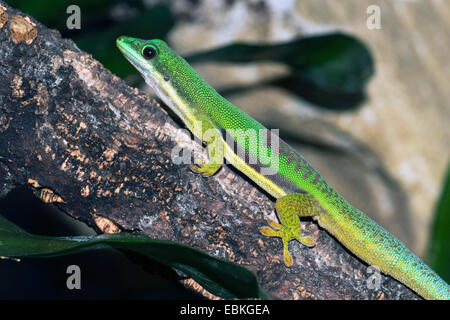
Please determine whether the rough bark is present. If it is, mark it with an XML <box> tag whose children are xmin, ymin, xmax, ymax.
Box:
<box><xmin>0</xmin><ymin>2</ymin><xmax>419</xmax><ymax>299</ymax></box>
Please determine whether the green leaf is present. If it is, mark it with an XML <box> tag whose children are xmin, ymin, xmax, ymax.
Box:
<box><xmin>0</xmin><ymin>214</ymin><xmax>271</xmax><ymax>299</ymax></box>
<box><xmin>427</xmin><ymin>164</ymin><xmax>450</xmax><ymax>282</ymax></box>
<box><xmin>186</xmin><ymin>33</ymin><xmax>374</xmax><ymax>110</ymax></box>
<box><xmin>74</xmin><ymin>4</ymin><xmax>175</xmax><ymax>79</ymax></box>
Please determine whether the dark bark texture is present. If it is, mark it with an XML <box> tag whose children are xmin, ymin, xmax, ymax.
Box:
<box><xmin>0</xmin><ymin>2</ymin><xmax>419</xmax><ymax>299</ymax></box>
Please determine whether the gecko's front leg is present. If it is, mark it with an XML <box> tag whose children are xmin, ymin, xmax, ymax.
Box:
<box><xmin>190</xmin><ymin>120</ymin><xmax>223</xmax><ymax>177</ymax></box>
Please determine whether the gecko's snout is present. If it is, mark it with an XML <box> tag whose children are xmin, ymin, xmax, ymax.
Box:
<box><xmin>116</xmin><ymin>36</ymin><xmax>126</xmax><ymax>48</ymax></box>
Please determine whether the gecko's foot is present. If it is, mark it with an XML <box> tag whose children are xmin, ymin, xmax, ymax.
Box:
<box><xmin>260</xmin><ymin>217</ymin><xmax>316</xmax><ymax>267</ymax></box>
<box><xmin>260</xmin><ymin>225</ymin><xmax>292</xmax><ymax>266</ymax></box>
<box><xmin>260</xmin><ymin>193</ymin><xmax>319</xmax><ymax>267</ymax></box>
<box><xmin>190</xmin><ymin>159</ymin><xmax>222</xmax><ymax>177</ymax></box>
<box><xmin>260</xmin><ymin>222</ymin><xmax>314</xmax><ymax>267</ymax></box>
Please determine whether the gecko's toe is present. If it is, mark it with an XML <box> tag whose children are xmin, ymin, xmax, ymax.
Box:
<box><xmin>260</xmin><ymin>226</ymin><xmax>279</xmax><ymax>237</ymax></box>
<box><xmin>190</xmin><ymin>160</ymin><xmax>221</xmax><ymax>176</ymax></box>
<box><xmin>297</xmin><ymin>236</ymin><xmax>316</xmax><ymax>247</ymax></box>
<box><xmin>283</xmin><ymin>246</ymin><xmax>294</xmax><ymax>267</ymax></box>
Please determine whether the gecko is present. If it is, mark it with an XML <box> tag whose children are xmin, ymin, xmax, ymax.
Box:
<box><xmin>116</xmin><ymin>36</ymin><xmax>450</xmax><ymax>300</ymax></box>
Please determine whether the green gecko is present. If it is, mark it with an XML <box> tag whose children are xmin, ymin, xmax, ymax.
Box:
<box><xmin>116</xmin><ymin>36</ymin><xmax>450</xmax><ymax>300</ymax></box>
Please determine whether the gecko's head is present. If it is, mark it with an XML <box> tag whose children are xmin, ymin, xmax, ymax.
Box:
<box><xmin>116</xmin><ymin>36</ymin><xmax>203</xmax><ymax>127</ymax></box>
<box><xmin>116</xmin><ymin>36</ymin><xmax>178</xmax><ymax>91</ymax></box>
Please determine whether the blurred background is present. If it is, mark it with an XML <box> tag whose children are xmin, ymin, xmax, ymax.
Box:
<box><xmin>1</xmin><ymin>0</ymin><xmax>449</xmax><ymax>299</ymax></box>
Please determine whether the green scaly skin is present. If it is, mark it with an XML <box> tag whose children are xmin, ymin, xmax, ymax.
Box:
<box><xmin>116</xmin><ymin>36</ymin><xmax>450</xmax><ymax>300</ymax></box>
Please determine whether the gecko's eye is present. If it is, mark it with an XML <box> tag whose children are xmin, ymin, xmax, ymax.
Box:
<box><xmin>142</xmin><ymin>46</ymin><xmax>157</xmax><ymax>60</ymax></box>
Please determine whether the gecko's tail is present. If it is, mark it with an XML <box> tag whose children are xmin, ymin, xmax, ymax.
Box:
<box><xmin>325</xmin><ymin>203</ymin><xmax>450</xmax><ymax>300</ymax></box>
<box><xmin>397</xmin><ymin>252</ymin><xmax>450</xmax><ymax>300</ymax></box>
